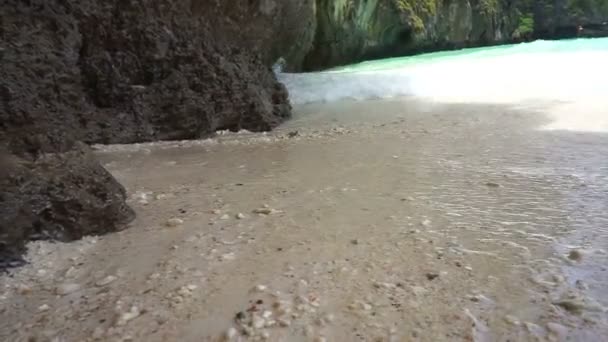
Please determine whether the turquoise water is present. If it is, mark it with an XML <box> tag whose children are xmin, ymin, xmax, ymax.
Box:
<box><xmin>330</xmin><ymin>38</ymin><xmax>608</xmax><ymax>73</ymax></box>
<box><xmin>279</xmin><ymin>38</ymin><xmax>608</xmax><ymax>105</ymax></box>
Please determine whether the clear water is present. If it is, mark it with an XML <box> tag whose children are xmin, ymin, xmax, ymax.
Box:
<box><xmin>279</xmin><ymin>38</ymin><xmax>608</xmax><ymax>105</ymax></box>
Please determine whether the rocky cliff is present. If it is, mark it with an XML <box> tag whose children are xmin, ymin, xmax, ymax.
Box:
<box><xmin>0</xmin><ymin>0</ymin><xmax>307</xmax><ymax>266</ymax></box>
<box><xmin>304</xmin><ymin>0</ymin><xmax>519</xmax><ymax>69</ymax></box>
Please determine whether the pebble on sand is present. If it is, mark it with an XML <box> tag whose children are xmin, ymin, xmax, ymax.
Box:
<box><xmin>96</xmin><ymin>275</ymin><xmax>118</xmax><ymax>287</ymax></box>
<box><xmin>252</xmin><ymin>285</ymin><xmax>267</xmax><ymax>292</ymax></box>
<box><xmin>56</xmin><ymin>283</ymin><xmax>81</xmax><ymax>296</ymax></box>
<box><xmin>166</xmin><ymin>218</ymin><xmax>184</xmax><ymax>227</ymax></box>
<box><xmin>547</xmin><ymin>322</ymin><xmax>569</xmax><ymax>339</ymax></box>
<box><xmin>236</xmin><ymin>213</ymin><xmax>246</xmax><ymax>219</ymax></box>
<box><xmin>116</xmin><ymin>306</ymin><xmax>141</xmax><ymax>326</ymax></box>
<box><xmin>568</xmin><ymin>249</ymin><xmax>583</xmax><ymax>261</ymax></box>
<box><xmin>554</xmin><ymin>299</ymin><xmax>586</xmax><ymax>314</ymax></box>
<box><xmin>17</xmin><ymin>284</ymin><xmax>32</xmax><ymax>295</ymax></box>
<box><xmin>503</xmin><ymin>315</ymin><xmax>520</xmax><ymax>326</ymax></box>
<box><xmin>221</xmin><ymin>327</ymin><xmax>238</xmax><ymax>341</ymax></box>
<box><xmin>253</xmin><ymin>207</ymin><xmax>281</xmax><ymax>215</ymax></box>
<box><xmin>426</xmin><ymin>273</ymin><xmax>439</xmax><ymax>281</ymax></box>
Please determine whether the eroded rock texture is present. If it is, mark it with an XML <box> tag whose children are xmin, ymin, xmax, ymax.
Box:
<box><xmin>0</xmin><ymin>0</ymin><xmax>296</xmax><ymax>265</ymax></box>
<box><xmin>0</xmin><ymin>145</ymin><xmax>134</xmax><ymax>268</ymax></box>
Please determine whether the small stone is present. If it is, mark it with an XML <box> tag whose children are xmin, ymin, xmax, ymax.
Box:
<box><xmin>278</xmin><ymin>318</ymin><xmax>291</xmax><ymax>327</ymax></box>
<box><xmin>411</xmin><ymin>286</ymin><xmax>428</xmax><ymax>296</ymax></box>
<box><xmin>236</xmin><ymin>213</ymin><xmax>246</xmax><ymax>219</ymax></box>
<box><xmin>116</xmin><ymin>306</ymin><xmax>141</xmax><ymax>326</ymax></box>
<box><xmin>350</xmin><ymin>239</ymin><xmax>359</xmax><ymax>245</ymax></box>
<box><xmin>96</xmin><ymin>275</ymin><xmax>118</xmax><ymax>287</ymax></box>
<box><xmin>221</xmin><ymin>327</ymin><xmax>238</xmax><ymax>341</ymax></box>
<box><xmin>421</xmin><ymin>219</ymin><xmax>431</xmax><ymax>227</ymax></box>
<box><xmin>362</xmin><ymin>303</ymin><xmax>372</xmax><ymax>311</ymax></box>
<box><xmin>17</xmin><ymin>284</ymin><xmax>32</xmax><ymax>295</ymax></box>
<box><xmin>177</xmin><ymin>286</ymin><xmax>193</xmax><ymax>297</ymax></box>
<box><xmin>568</xmin><ymin>249</ymin><xmax>583</xmax><ymax>261</ymax></box>
<box><xmin>235</xmin><ymin>312</ymin><xmax>247</xmax><ymax>323</ymax></box>
<box><xmin>92</xmin><ymin>327</ymin><xmax>105</xmax><ymax>340</ymax></box>
<box><xmin>262</xmin><ymin>310</ymin><xmax>273</xmax><ymax>319</ymax></box>
<box><xmin>426</xmin><ymin>273</ymin><xmax>439</xmax><ymax>281</ymax></box>
<box><xmin>554</xmin><ymin>299</ymin><xmax>585</xmax><ymax>314</ymax></box>
<box><xmin>186</xmin><ymin>284</ymin><xmax>198</xmax><ymax>291</ymax></box>
<box><xmin>253</xmin><ymin>207</ymin><xmax>280</xmax><ymax>215</ymax></box>
<box><xmin>504</xmin><ymin>315</ymin><xmax>520</xmax><ymax>325</ymax></box>
<box><xmin>166</xmin><ymin>218</ymin><xmax>184</xmax><ymax>227</ymax></box>
<box><xmin>211</xmin><ymin>209</ymin><xmax>222</xmax><ymax>215</ymax></box>
<box><xmin>485</xmin><ymin>182</ymin><xmax>501</xmax><ymax>188</ymax></box>
<box><xmin>64</xmin><ymin>266</ymin><xmax>77</xmax><ymax>278</ymax></box>
<box><xmin>252</xmin><ymin>315</ymin><xmax>265</xmax><ymax>329</ymax></box>
<box><xmin>38</xmin><ymin>304</ymin><xmax>50</xmax><ymax>312</ymax></box>
<box><xmin>221</xmin><ymin>252</ymin><xmax>236</xmax><ymax>261</ymax></box>
<box><xmin>547</xmin><ymin>322</ymin><xmax>568</xmax><ymax>338</ymax></box>
<box><xmin>220</xmin><ymin>214</ymin><xmax>230</xmax><ymax>220</ymax></box>
<box><xmin>154</xmin><ymin>311</ymin><xmax>170</xmax><ymax>325</ymax></box>
<box><xmin>252</xmin><ymin>285</ymin><xmax>267</xmax><ymax>292</ymax></box>
<box><xmin>56</xmin><ymin>283</ymin><xmax>81</xmax><ymax>296</ymax></box>
<box><xmin>575</xmin><ymin>279</ymin><xmax>588</xmax><ymax>290</ymax></box>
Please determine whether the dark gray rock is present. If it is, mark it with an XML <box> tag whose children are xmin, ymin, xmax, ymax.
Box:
<box><xmin>0</xmin><ymin>0</ymin><xmax>296</xmax><ymax>267</ymax></box>
<box><xmin>0</xmin><ymin>144</ymin><xmax>134</xmax><ymax>269</ymax></box>
<box><xmin>1</xmin><ymin>0</ymin><xmax>292</xmax><ymax>151</ymax></box>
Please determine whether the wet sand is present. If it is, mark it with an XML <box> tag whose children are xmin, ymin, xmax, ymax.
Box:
<box><xmin>1</xmin><ymin>98</ymin><xmax>607</xmax><ymax>341</ymax></box>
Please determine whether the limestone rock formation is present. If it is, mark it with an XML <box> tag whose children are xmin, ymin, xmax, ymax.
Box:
<box><xmin>0</xmin><ymin>0</ymin><xmax>298</xmax><ymax>266</ymax></box>
<box><xmin>303</xmin><ymin>0</ymin><xmax>521</xmax><ymax>70</ymax></box>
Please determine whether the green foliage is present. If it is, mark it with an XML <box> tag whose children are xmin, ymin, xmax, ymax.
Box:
<box><xmin>479</xmin><ymin>0</ymin><xmax>499</xmax><ymax>15</ymax></box>
<box><xmin>517</xmin><ymin>14</ymin><xmax>535</xmax><ymax>35</ymax></box>
<box><xmin>393</xmin><ymin>0</ymin><xmax>438</xmax><ymax>32</ymax></box>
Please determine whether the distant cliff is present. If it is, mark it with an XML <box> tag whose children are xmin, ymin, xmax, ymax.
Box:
<box><xmin>301</xmin><ymin>0</ymin><xmax>608</xmax><ymax>70</ymax></box>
